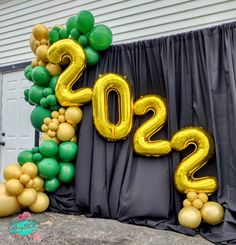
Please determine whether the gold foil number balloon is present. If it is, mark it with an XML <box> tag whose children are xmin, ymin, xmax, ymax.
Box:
<box><xmin>48</xmin><ymin>39</ymin><xmax>93</xmax><ymax>106</ymax></box>
<box><xmin>92</xmin><ymin>74</ymin><xmax>133</xmax><ymax>140</ymax></box>
<box><xmin>133</xmin><ymin>95</ymin><xmax>171</xmax><ymax>156</ymax></box>
<box><xmin>171</xmin><ymin>127</ymin><xmax>218</xmax><ymax>194</ymax></box>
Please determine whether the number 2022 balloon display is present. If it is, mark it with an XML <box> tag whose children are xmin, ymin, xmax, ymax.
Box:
<box><xmin>48</xmin><ymin>39</ymin><xmax>218</xmax><ymax>194</ymax></box>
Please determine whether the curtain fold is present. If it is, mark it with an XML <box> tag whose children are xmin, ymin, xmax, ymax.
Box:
<box><xmin>48</xmin><ymin>22</ymin><xmax>236</xmax><ymax>244</ymax></box>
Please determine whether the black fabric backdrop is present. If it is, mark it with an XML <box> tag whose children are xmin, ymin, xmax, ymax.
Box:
<box><xmin>48</xmin><ymin>22</ymin><xmax>236</xmax><ymax>244</ymax></box>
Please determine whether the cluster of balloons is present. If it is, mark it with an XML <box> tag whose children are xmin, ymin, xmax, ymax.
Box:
<box><xmin>178</xmin><ymin>191</ymin><xmax>224</xmax><ymax>229</ymax></box>
<box><xmin>0</xmin><ymin>163</ymin><xmax>49</xmax><ymax>217</ymax></box>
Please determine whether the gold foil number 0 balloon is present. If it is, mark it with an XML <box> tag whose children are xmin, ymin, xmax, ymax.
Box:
<box><xmin>171</xmin><ymin>127</ymin><xmax>218</xmax><ymax>194</ymax></box>
<box><xmin>48</xmin><ymin>39</ymin><xmax>93</xmax><ymax>106</ymax></box>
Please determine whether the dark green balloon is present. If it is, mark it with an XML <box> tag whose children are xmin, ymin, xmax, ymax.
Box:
<box><xmin>58</xmin><ymin>142</ymin><xmax>77</xmax><ymax>162</ymax></box>
<box><xmin>31</xmin><ymin>146</ymin><xmax>39</xmax><ymax>154</ymax></box>
<box><xmin>38</xmin><ymin>158</ymin><xmax>59</xmax><ymax>179</ymax></box>
<box><xmin>28</xmin><ymin>85</ymin><xmax>44</xmax><ymax>105</ymax></box>
<box><xmin>88</xmin><ymin>24</ymin><xmax>112</xmax><ymax>51</ymax></box>
<box><xmin>58</xmin><ymin>162</ymin><xmax>75</xmax><ymax>183</ymax></box>
<box><xmin>66</xmin><ymin>16</ymin><xmax>77</xmax><ymax>33</ymax></box>
<box><xmin>49</xmin><ymin>76</ymin><xmax>59</xmax><ymax>90</ymax></box>
<box><xmin>84</xmin><ymin>46</ymin><xmax>99</xmax><ymax>66</ymax></box>
<box><xmin>17</xmin><ymin>150</ymin><xmax>34</xmax><ymax>166</ymax></box>
<box><xmin>31</xmin><ymin>66</ymin><xmax>51</xmax><ymax>86</ymax></box>
<box><xmin>50</xmin><ymin>104</ymin><xmax>60</xmax><ymax>111</ymax></box>
<box><xmin>24</xmin><ymin>89</ymin><xmax>29</xmax><ymax>101</ymax></box>
<box><xmin>49</xmin><ymin>30</ymin><xmax>59</xmax><ymax>42</ymax></box>
<box><xmin>47</xmin><ymin>95</ymin><xmax>57</xmax><ymax>106</ymax></box>
<box><xmin>70</xmin><ymin>28</ymin><xmax>80</xmax><ymax>40</ymax></box>
<box><xmin>30</xmin><ymin>106</ymin><xmax>51</xmax><ymax>131</ymax></box>
<box><xmin>78</xmin><ymin>35</ymin><xmax>88</xmax><ymax>47</ymax></box>
<box><xmin>24</xmin><ymin>65</ymin><xmax>33</xmax><ymax>81</ymax></box>
<box><xmin>49</xmin><ymin>39</ymin><xmax>54</xmax><ymax>46</ymax></box>
<box><xmin>44</xmin><ymin>177</ymin><xmax>60</xmax><ymax>192</ymax></box>
<box><xmin>59</xmin><ymin>29</ymin><xmax>69</xmax><ymax>39</ymax></box>
<box><xmin>40</xmin><ymin>97</ymin><xmax>49</xmax><ymax>108</ymax></box>
<box><xmin>52</xmin><ymin>26</ymin><xmax>61</xmax><ymax>32</ymax></box>
<box><xmin>77</xmin><ymin>10</ymin><xmax>94</xmax><ymax>34</ymax></box>
<box><xmin>43</xmin><ymin>87</ymin><xmax>54</xmax><ymax>97</ymax></box>
<box><xmin>39</xmin><ymin>140</ymin><xmax>58</xmax><ymax>157</ymax></box>
<box><xmin>32</xmin><ymin>152</ymin><xmax>43</xmax><ymax>163</ymax></box>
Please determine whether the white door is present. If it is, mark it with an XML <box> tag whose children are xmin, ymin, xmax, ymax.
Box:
<box><xmin>0</xmin><ymin>70</ymin><xmax>35</xmax><ymax>182</ymax></box>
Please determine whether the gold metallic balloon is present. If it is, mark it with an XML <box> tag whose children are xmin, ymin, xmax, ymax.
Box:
<box><xmin>29</xmin><ymin>192</ymin><xmax>49</xmax><ymax>213</ymax></box>
<box><xmin>17</xmin><ymin>188</ymin><xmax>37</xmax><ymax>206</ymax></box>
<box><xmin>21</xmin><ymin>162</ymin><xmax>38</xmax><ymax>179</ymax></box>
<box><xmin>32</xmin><ymin>24</ymin><xmax>49</xmax><ymax>41</ymax></box>
<box><xmin>0</xmin><ymin>183</ymin><xmax>20</xmax><ymax>217</ymax></box>
<box><xmin>33</xmin><ymin>176</ymin><xmax>44</xmax><ymax>191</ymax></box>
<box><xmin>183</xmin><ymin>199</ymin><xmax>192</xmax><ymax>207</ymax></box>
<box><xmin>171</xmin><ymin>127</ymin><xmax>218</xmax><ymax>194</ymax></box>
<box><xmin>201</xmin><ymin>201</ymin><xmax>224</xmax><ymax>225</ymax></box>
<box><xmin>65</xmin><ymin>106</ymin><xmax>83</xmax><ymax>124</ymax></box>
<box><xmin>29</xmin><ymin>34</ymin><xmax>37</xmax><ymax>54</ymax></box>
<box><xmin>178</xmin><ymin>206</ymin><xmax>202</xmax><ymax>229</ymax></box>
<box><xmin>198</xmin><ymin>193</ymin><xmax>208</xmax><ymax>203</ymax></box>
<box><xmin>133</xmin><ymin>95</ymin><xmax>171</xmax><ymax>156</ymax></box>
<box><xmin>48</xmin><ymin>39</ymin><xmax>93</xmax><ymax>106</ymax></box>
<box><xmin>92</xmin><ymin>74</ymin><xmax>133</xmax><ymax>140</ymax></box>
<box><xmin>36</xmin><ymin>44</ymin><xmax>49</xmax><ymax>63</ymax></box>
<box><xmin>56</xmin><ymin>122</ymin><xmax>75</xmax><ymax>141</ymax></box>
<box><xmin>20</xmin><ymin>174</ymin><xmax>31</xmax><ymax>185</ymax></box>
<box><xmin>187</xmin><ymin>191</ymin><xmax>198</xmax><ymax>202</ymax></box>
<box><xmin>192</xmin><ymin>198</ymin><xmax>203</xmax><ymax>209</ymax></box>
<box><xmin>46</xmin><ymin>63</ymin><xmax>62</xmax><ymax>76</ymax></box>
<box><xmin>5</xmin><ymin>179</ymin><xmax>24</xmax><ymax>196</ymax></box>
<box><xmin>4</xmin><ymin>164</ymin><xmax>22</xmax><ymax>180</ymax></box>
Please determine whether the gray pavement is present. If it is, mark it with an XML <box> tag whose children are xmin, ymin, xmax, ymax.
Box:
<box><xmin>0</xmin><ymin>212</ymin><xmax>213</xmax><ymax>245</ymax></box>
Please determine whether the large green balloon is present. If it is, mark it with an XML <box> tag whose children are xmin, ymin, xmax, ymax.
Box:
<box><xmin>57</xmin><ymin>162</ymin><xmax>75</xmax><ymax>183</ymax></box>
<box><xmin>39</xmin><ymin>140</ymin><xmax>58</xmax><ymax>157</ymax></box>
<box><xmin>84</xmin><ymin>46</ymin><xmax>99</xmax><ymax>66</ymax></box>
<box><xmin>31</xmin><ymin>66</ymin><xmax>51</xmax><ymax>86</ymax></box>
<box><xmin>17</xmin><ymin>150</ymin><xmax>34</xmax><ymax>166</ymax></box>
<box><xmin>58</xmin><ymin>142</ymin><xmax>77</xmax><ymax>162</ymax></box>
<box><xmin>28</xmin><ymin>85</ymin><xmax>44</xmax><ymax>105</ymax></box>
<box><xmin>66</xmin><ymin>15</ymin><xmax>77</xmax><ymax>33</ymax></box>
<box><xmin>44</xmin><ymin>177</ymin><xmax>60</xmax><ymax>192</ymax></box>
<box><xmin>88</xmin><ymin>24</ymin><xmax>112</xmax><ymax>51</ymax></box>
<box><xmin>24</xmin><ymin>65</ymin><xmax>33</xmax><ymax>81</ymax></box>
<box><xmin>77</xmin><ymin>10</ymin><xmax>94</xmax><ymax>34</ymax></box>
<box><xmin>30</xmin><ymin>106</ymin><xmax>51</xmax><ymax>131</ymax></box>
<box><xmin>38</xmin><ymin>158</ymin><xmax>59</xmax><ymax>179</ymax></box>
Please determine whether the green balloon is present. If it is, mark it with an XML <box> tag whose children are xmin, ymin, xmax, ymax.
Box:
<box><xmin>50</xmin><ymin>104</ymin><xmax>60</xmax><ymax>111</ymax></box>
<box><xmin>40</xmin><ymin>97</ymin><xmax>49</xmax><ymax>108</ymax></box>
<box><xmin>59</xmin><ymin>29</ymin><xmax>69</xmax><ymax>39</ymax></box>
<box><xmin>32</xmin><ymin>152</ymin><xmax>43</xmax><ymax>163</ymax></box>
<box><xmin>52</xmin><ymin>26</ymin><xmax>61</xmax><ymax>32</ymax></box>
<box><xmin>77</xmin><ymin>10</ymin><xmax>94</xmax><ymax>34</ymax></box>
<box><xmin>47</xmin><ymin>95</ymin><xmax>57</xmax><ymax>106</ymax></box>
<box><xmin>49</xmin><ymin>39</ymin><xmax>54</xmax><ymax>46</ymax></box>
<box><xmin>66</xmin><ymin>16</ymin><xmax>77</xmax><ymax>33</ymax></box>
<box><xmin>58</xmin><ymin>142</ymin><xmax>78</xmax><ymax>162</ymax></box>
<box><xmin>31</xmin><ymin>146</ymin><xmax>39</xmax><ymax>154</ymax></box>
<box><xmin>17</xmin><ymin>150</ymin><xmax>34</xmax><ymax>166</ymax></box>
<box><xmin>58</xmin><ymin>162</ymin><xmax>75</xmax><ymax>183</ymax></box>
<box><xmin>49</xmin><ymin>30</ymin><xmax>59</xmax><ymax>42</ymax></box>
<box><xmin>49</xmin><ymin>76</ymin><xmax>59</xmax><ymax>90</ymax></box>
<box><xmin>70</xmin><ymin>28</ymin><xmax>80</xmax><ymax>40</ymax></box>
<box><xmin>88</xmin><ymin>24</ymin><xmax>112</xmax><ymax>51</ymax></box>
<box><xmin>84</xmin><ymin>46</ymin><xmax>99</xmax><ymax>66</ymax></box>
<box><xmin>30</xmin><ymin>106</ymin><xmax>51</xmax><ymax>131</ymax></box>
<box><xmin>31</xmin><ymin>66</ymin><xmax>51</xmax><ymax>86</ymax></box>
<box><xmin>39</xmin><ymin>140</ymin><xmax>58</xmax><ymax>157</ymax></box>
<box><xmin>24</xmin><ymin>89</ymin><xmax>29</xmax><ymax>101</ymax></box>
<box><xmin>44</xmin><ymin>177</ymin><xmax>60</xmax><ymax>192</ymax></box>
<box><xmin>38</xmin><ymin>158</ymin><xmax>59</xmax><ymax>179</ymax></box>
<box><xmin>24</xmin><ymin>65</ymin><xmax>33</xmax><ymax>81</ymax></box>
<box><xmin>43</xmin><ymin>87</ymin><xmax>54</xmax><ymax>96</ymax></box>
<box><xmin>78</xmin><ymin>35</ymin><xmax>88</xmax><ymax>47</ymax></box>
<box><xmin>28</xmin><ymin>85</ymin><xmax>44</xmax><ymax>105</ymax></box>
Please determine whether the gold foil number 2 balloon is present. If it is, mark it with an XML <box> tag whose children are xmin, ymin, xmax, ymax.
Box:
<box><xmin>171</xmin><ymin>127</ymin><xmax>218</xmax><ymax>194</ymax></box>
<box><xmin>48</xmin><ymin>39</ymin><xmax>93</xmax><ymax>106</ymax></box>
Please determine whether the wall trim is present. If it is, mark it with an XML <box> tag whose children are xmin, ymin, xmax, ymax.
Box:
<box><xmin>0</xmin><ymin>62</ymin><xmax>31</xmax><ymax>73</ymax></box>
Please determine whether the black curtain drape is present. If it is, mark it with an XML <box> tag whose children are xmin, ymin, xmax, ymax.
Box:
<box><xmin>48</xmin><ymin>22</ymin><xmax>236</xmax><ymax>244</ymax></box>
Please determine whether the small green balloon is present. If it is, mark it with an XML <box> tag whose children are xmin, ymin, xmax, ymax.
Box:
<box><xmin>30</xmin><ymin>106</ymin><xmax>51</xmax><ymax>131</ymax></box>
<box><xmin>49</xmin><ymin>30</ymin><xmax>59</xmax><ymax>42</ymax></box>
<box><xmin>43</xmin><ymin>87</ymin><xmax>54</xmax><ymax>97</ymax></box>
<box><xmin>40</xmin><ymin>97</ymin><xmax>49</xmax><ymax>108</ymax></box>
<box><xmin>49</xmin><ymin>76</ymin><xmax>59</xmax><ymax>90</ymax></box>
<box><xmin>28</xmin><ymin>85</ymin><xmax>45</xmax><ymax>105</ymax></box>
<box><xmin>70</xmin><ymin>28</ymin><xmax>80</xmax><ymax>40</ymax></box>
<box><xmin>59</xmin><ymin>29</ymin><xmax>69</xmax><ymax>39</ymax></box>
<box><xmin>49</xmin><ymin>39</ymin><xmax>54</xmax><ymax>46</ymax></box>
<box><xmin>52</xmin><ymin>26</ymin><xmax>61</xmax><ymax>32</ymax></box>
<box><xmin>38</xmin><ymin>158</ymin><xmax>59</xmax><ymax>179</ymax></box>
<box><xmin>50</xmin><ymin>104</ymin><xmax>60</xmax><ymax>111</ymax></box>
<box><xmin>44</xmin><ymin>177</ymin><xmax>60</xmax><ymax>192</ymax></box>
<box><xmin>84</xmin><ymin>46</ymin><xmax>100</xmax><ymax>66</ymax></box>
<box><xmin>24</xmin><ymin>65</ymin><xmax>33</xmax><ymax>81</ymax></box>
<box><xmin>31</xmin><ymin>147</ymin><xmax>39</xmax><ymax>154</ymax></box>
<box><xmin>24</xmin><ymin>89</ymin><xmax>29</xmax><ymax>101</ymax></box>
<box><xmin>17</xmin><ymin>150</ymin><xmax>34</xmax><ymax>166</ymax></box>
<box><xmin>31</xmin><ymin>66</ymin><xmax>51</xmax><ymax>86</ymax></box>
<box><xmin>88</xmin><ymin>24</ymin><xmax>112</xmax><ymax>51</ymax></box>
<box><xmin>66</xmin><ymin>15</ymin><xmax>77</xmax><ymax>33</ymax></box>
<box><xmin>77</xmin><ymin>10</ymin><xmax>94</xmax><ymax>34</ymax></box>
<box><xmin>78</xmin><ymin>35</ymin><xmax>88</xmax><ymax>47</ymax></box>
<box><xmin>58</xmin><ymin>142</ymin><xmax>78</xmax><ymax>162</ymax></box>
<box><xmin>58</xmin><ymin>162</ymin><xmax>75</xmax><ymax>183</ymax></box>
<box><xmin>47</xmin><ymin>94</ymin><xmax>57</xmax><ymax>106</ymax></box>
<box><xmin>32</xmin><ymin>152</ymin><xmax>43</xmax><ymax>163</ymax></box>
<box><xmin>39</xmin><ymin>140</ymin><xmax>58</xmax><ymax>157</ymax></box>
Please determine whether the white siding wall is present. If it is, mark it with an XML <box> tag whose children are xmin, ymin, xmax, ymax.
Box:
<box><xmin>0</xmin><ymin>0</ymin><xmax>236</xmax><ymax>67</ymax></box>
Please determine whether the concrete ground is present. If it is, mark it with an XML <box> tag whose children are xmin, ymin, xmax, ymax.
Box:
<box><xmin>0</xmin><ymin>212</ymin><xmax>213</xmax><ymax>245</ymax></box>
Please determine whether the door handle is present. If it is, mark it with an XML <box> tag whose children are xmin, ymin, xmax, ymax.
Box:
<box><xmin>0</xmin><ymin>141</ymin><xmax>5</xmax><ymax>146</ymax></box>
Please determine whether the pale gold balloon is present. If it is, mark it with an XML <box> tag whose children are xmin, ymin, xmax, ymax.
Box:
<box><xmin>44</xmin><ymin>117</ymin><xmax>51</xmax><ymax>125</ymax></box>
<box><xmin>29</xmin><ymin>34</ymin><xmax>37</xmax><ymax>54</ymax></box>
<box><xmin>20</xmin><ymin>174</ymin><xmax>31</xmax><ymax>185</ymax></box>
<box><xmin>25</xmin><ymin>179</ymin><xmax>34</xmax><ymax>188</ymax></box>
<box><xmin>65</xmin><ymin>106</ymin><xmax>83</xmax><ymax>124</ymax></box>
<box><xmin>38</xmin><ymin>60</ymin><xmax>46</xmax><ymax>67</ymax></box>
<box><xmin>192</xmin><ymin>198</ymin><xmax>203</xmax><ymax>209</ymax></box>
<box><xmin>46</xmin><ymin>63</ymin><xmax>62</xmax><ymax>76</ymax></box>
<box><xmin>32</xmin><ymin>24</ymin><xmax>49</xmax><ymax>41</ymax></box>
<box><xmin>93</xmin><ymin>74</ymin><xmax>133</xmax><ymax>141</ymax></box>
<box><xmin>31</xmin><ymin>58</ymin><xmax>39</xmax><ymax>67</ymax></box>
<box><xmin>178</xmin><ymin>206</ymin><xmax>202</xmax><ymax>229</ymax></box>
<box><xmin>201</xmin><ymin>201</ymin><xmax>224</xmax><ymax>225</ymax></box>
<box><xmin>6</xmin><ymin>179</ymin><xmax>24</xmax><ymax>196</ymax></box>
<box><xmin>42</xmin><ymin>133</ymin><xmax>60</xmax><ymax>144</ymax></box>
<box><xmin>48</xmin><ymin>39</ymin><xmax>92</xmax><ymax>106</ymax></box>
<box><xmin>187</xmin><ymin>191</ymin><xmax>198</xmax><ymax>202</ymax></box>
<box><xmin>41</xmin><ymin>124</ymin><xmax>49</xmax><ymax>132</ymax></box>
<box><xmin>171</xmin><ymin>127</ymin><xmax>218</xmax><ymax>194</ymax></box>
<box><xmin>198</xmin><ymin>193</ymin><xmax>208</xmax><ymax>203</ymax></box>
<box><xmin>21</xmin><ymin>162</ymin><xmax>38</xmax><ymax>179</ymax></box>
<box><xmin>133</xmin><ymin>95</ymin><xmax>171</xmax><ymax>156</ymax></box>
<box><xmin>17</xmin><ymin>188</ymin><xmax>37</xmax><ymax>206</ymax></box>
<box><xmin>183</xmin><ymin>199</ymin><xmax>192</xmax><ymax>207</ymax></box>
<box><xmin>51</xmin><ymin>111</ymin><xmax>59</xmax><ymax>119</ymax></box>
<box><xmin>33</xmin><ymin>176</ymin><xmax>44</xmax><ymax>191</ymax></box>
<box><xmin>58</xmin><ymin>115</ymin><xmax>65</xmax><ymax>122</ymax></box>
<box><xmin>47</xmin><ymin>130</ymin><xmax>56</xmax><ymax>137</ymax></box>
<box><xmin>0</xmin><ymin>183</ymin><xmax>20</xmax><ymax>217</ymax></box>
<box><xmin>36</xmin><ymin>45</ymin><xmax>49</xmax><ymax>63</ymax></box>
<box><xmin>29</xmin><ymin>192</ymin><xmax>49</xmax><ymax>213</ymax></box>
<box><xmin>71</xmin><ymin>136</ymin><xmax>77</xmax><ymax>143</ymax></box>
<box><xmin>49</xmin><ymin>122</ymin><xmax>58</xmax><ymax>131</ymax></box>
<box><xmin>59</xmin><ymin>108</ymin><xmax>66</xmax><ymax>115</ymax></box>
<box><xmin>4</xmin><ymin>164</ymin><xmax>22</xmax><ymax>180</ymax></box>
<box><xmin>56</xmin><ymin>122</ymin><xmax>75</xmax><ymax>141</ymax></box>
